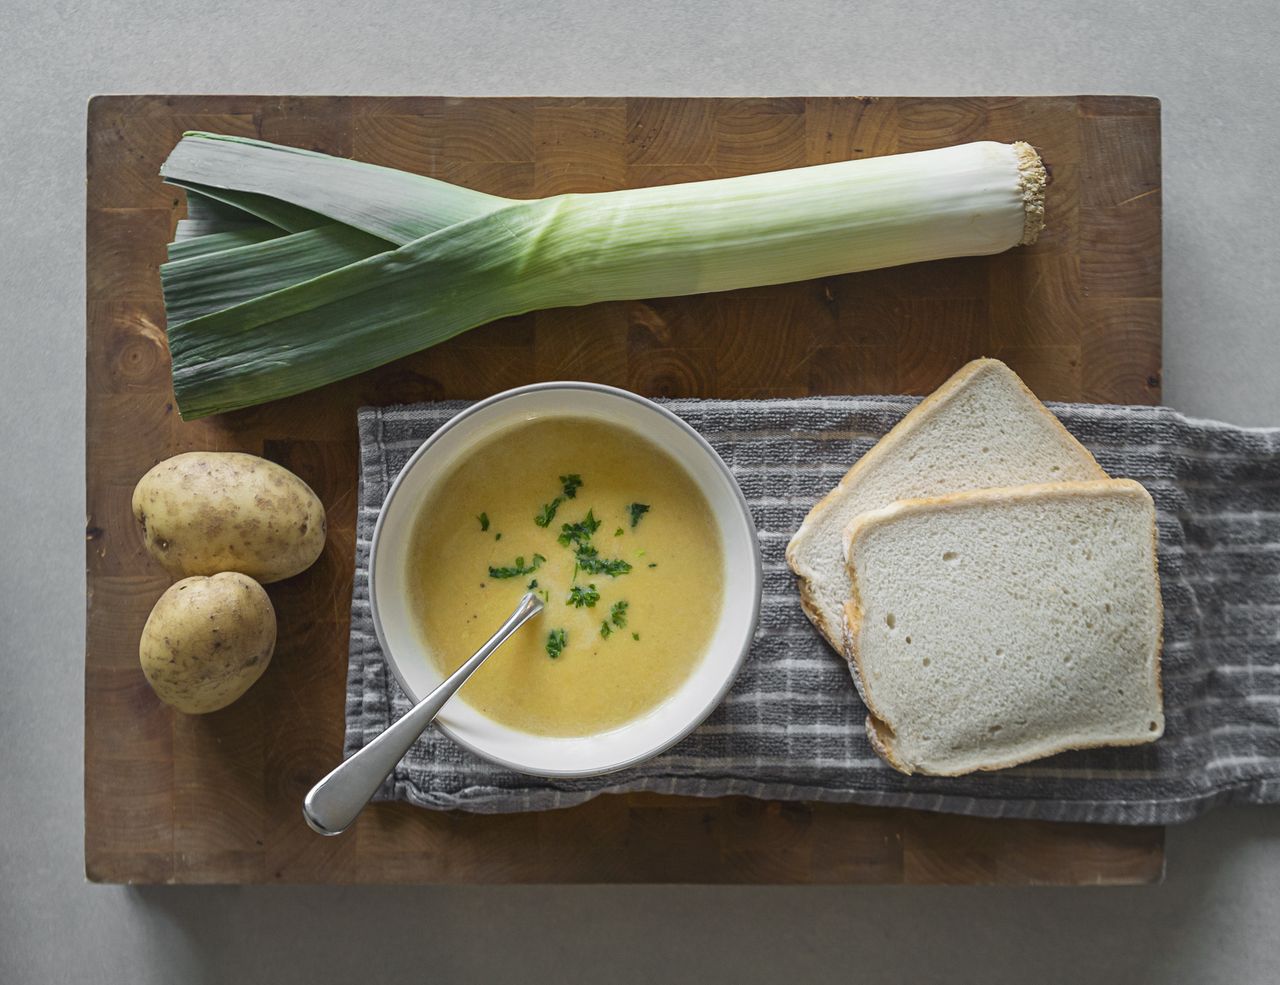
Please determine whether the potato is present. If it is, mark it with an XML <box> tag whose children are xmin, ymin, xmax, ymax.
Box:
<box><xmin>139</xmin><ymin>573</ymin><xmax>277</xmax><ymax>714</ymax></box>
<box><xmin>132</xmin><ymin>451</ymin><xmax>326</xmax><ymax>583</ymax></box>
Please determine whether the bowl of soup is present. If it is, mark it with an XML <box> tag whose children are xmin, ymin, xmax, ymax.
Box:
<box><xmin>368</xmin><ymin>382</ymin><xmax>762</xmax><ymax>777</ymax></box>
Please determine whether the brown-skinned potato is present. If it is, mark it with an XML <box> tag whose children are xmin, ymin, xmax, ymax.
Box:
<box><xmin>139</xmin><ymin>572</ymin><xmax>277</xmax><ymax>714</ymax></box>
<box><xmin>132</xmin><ymin>452</ymin><xmax>326</xmax><ymax>583</ymax></box>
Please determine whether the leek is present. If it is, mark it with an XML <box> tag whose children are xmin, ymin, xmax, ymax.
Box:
<box><xmin>159</xmin><ymin>133</ymin><xmax>1046</xmax><ymax>419</ymax></box>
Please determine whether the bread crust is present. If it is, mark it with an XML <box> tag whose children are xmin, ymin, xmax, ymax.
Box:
<box><xmin>842</xmin><ymin>478</ymin><xmax>1165</xmax><ymax>776</ymax></box>
<box><xmin>786</xmin><ymin>358</ymin><xmax>1105</xmax><ymax>655</ymax></box>
<box><xmin>869</xmin><ymin>716</ymin><xmax>1167</xmax><ymax>777</ymax></box>
<box><xmin>793</xmin><ymin>574</ymin><xmax>832</xmax><ymax>655</ymax></box>
<box><xmin>1149</xmin><ymin>494</ymin><xmax>1166</xmax><ymax>720</ymax></box>
<box><xmin>865</xmin><ymin>715</ymin><xmax>914</xmax><ymax>775</ymax></box>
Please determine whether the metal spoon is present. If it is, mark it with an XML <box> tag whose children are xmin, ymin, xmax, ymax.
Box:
<box><xmin>303</xmin><ymin>592</ymin><xmax>544</xmax><ymax>836</ymax></box>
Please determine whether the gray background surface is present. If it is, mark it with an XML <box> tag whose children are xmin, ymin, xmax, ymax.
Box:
<box><xmin>2</xmin><ymin>0</ymin><xmax>1278</xmax><ymax>981</ymax></box>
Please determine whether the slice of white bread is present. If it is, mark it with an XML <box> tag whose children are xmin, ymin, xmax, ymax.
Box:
<box><xmin>786</xmin><ymin>359</ymin><xmax>1106</xmax><ymax>655</ymax></box>
<box><xmin>842</xmin><ymin>479</ymin><xmax>1164</xmax><ymax>776</ymax></box>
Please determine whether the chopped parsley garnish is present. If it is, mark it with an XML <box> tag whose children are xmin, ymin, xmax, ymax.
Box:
<box><xmin>546</xmin><ymin>628</ymin><xmax>567</xmax><ymax>659</ymax></box>
<box><xmin>534</xmin><ymin>497</ymin><xmax>563</xmax><ymax>528</ymax></box>
<box><xmin>477</xmin><ymin>476</ymin><xmax>646</xmax><ymax>603</ymax></box>
<box><xmin>648</xmin><ymin>563</ymin><xmax>657</xmax><ymax>569</ymax></box>
<box><xmin>599</xmin><ymin>621</ymin><xmax>613</xmax><ymax>640</ymax></box>
<box><xmin>488</xmin><ymin>553</ymin><xmax>545</xmax><ymax>579</ymax></box>
<box><xmin>560</xmin><ymin>474</ymin><xmax>583</xmax><ymax>499</ymax></box>
<box><xmin>575</xmin><ymin>544</ymin><xmax>632</xmax><ymax>577</ymax></box>
<box><xmin>567</xmin><ymin>583</ymin><xmax>600</xmax><ymax>608</ymax></box>
<box><xmin>632</xmin><ymin>632</ymin><xmax>640</xmax><ymax>641</ymax></box>
<box><xmin>558</xmin><ymin>509</ymin><xmax>601</xmax><ymax>547</ymax></box>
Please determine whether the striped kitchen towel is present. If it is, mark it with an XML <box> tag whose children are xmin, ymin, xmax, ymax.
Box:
<box><xmin>344</xmin><ymin>397</ymin><xmax>1280</xmax><ymax>824</ymax></box>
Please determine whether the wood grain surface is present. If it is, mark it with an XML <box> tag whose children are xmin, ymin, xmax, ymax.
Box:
<box><xmin>85</xmin><ymin>95</ymin><xmax>1164</xmax><ymax>885</ymax></box>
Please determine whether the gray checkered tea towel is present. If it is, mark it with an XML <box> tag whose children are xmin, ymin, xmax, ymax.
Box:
<box><xmin>344</xmin><ymin>397</ymin><xmax>1280</xmax><ymax>824</ymax></box>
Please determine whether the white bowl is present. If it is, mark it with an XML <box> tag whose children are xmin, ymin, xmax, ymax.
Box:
<box><xmin>368</xmin><ymin>382</ymin><xmax>762</xmax><ymax>777</ymax></box>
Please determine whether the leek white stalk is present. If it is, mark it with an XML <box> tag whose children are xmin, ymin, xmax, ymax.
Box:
<box><xmin>160</xmin><ymin>133</ymin><xmax>1046</xmax><ymax>419</ymax></box>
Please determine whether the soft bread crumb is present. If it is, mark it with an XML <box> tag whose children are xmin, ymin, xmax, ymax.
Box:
<box><xmin>844</xmin><ymin>479</ymin><xmax>1164</xmax><ymax>776</ymax></box>
<box><xmin>786</xmin><ymin>358</ymin><xmax>1104</xmax><ymax>657</ymax></box>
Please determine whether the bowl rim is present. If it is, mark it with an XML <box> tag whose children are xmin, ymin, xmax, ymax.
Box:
<box><xmin>367</xmin><ymin>380</ymin><xmax>763</xmax><ymax>778</ymax></box>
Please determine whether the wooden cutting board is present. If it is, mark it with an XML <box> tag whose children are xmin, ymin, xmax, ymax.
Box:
<box><xmin>85</xmin><ymin>94</ymin><xmax>1163</xmax><ymax>885</ymax></box>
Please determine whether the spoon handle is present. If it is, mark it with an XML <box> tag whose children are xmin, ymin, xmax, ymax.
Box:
<box><xmin>303</xmin><ymin>592</ymin><xmax>543</xmax><ymax>836</ymax></box>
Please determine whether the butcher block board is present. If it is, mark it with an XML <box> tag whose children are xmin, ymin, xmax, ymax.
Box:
<box><xmin>86</xmin><ymin>94</ymin><xmax>1163</xmax><ymax>885</ymax></box>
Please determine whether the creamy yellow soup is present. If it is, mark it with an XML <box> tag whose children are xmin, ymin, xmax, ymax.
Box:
<box><xmin>406</xmin><ymin>416</ymin><xmax>725</xmax><ymax>737</ymax></box>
